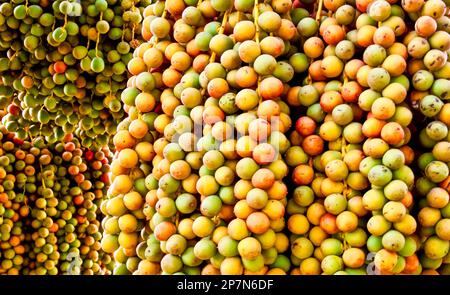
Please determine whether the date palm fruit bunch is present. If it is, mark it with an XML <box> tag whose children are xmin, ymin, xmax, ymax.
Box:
<box><xmin>1</xmin><ymin>0</ymin><xmax>448</xmax><ymax>276</ymax></box>
<box><xmin>188</xmin><ymin>0</ymin><xmax>297</xmax><ymax>275</ymax></box>
<box><xmin>0</xmin><ymin>126</ymin><xmax>31</xmax><ymax>275</ymax></box>
<box><xmin>106</xmin><ymin>0</ymin><xmax>450</xmax><ymax>276</ymax></box>
<box><xmin>0</xmin><ymin>118</ymin><xmax>113</xmax><ymax>275</ymax></box>
<box><xmin>24</xmin><ymin>135</ymin><xmax>112</xmax><ymax>275</ymax></box>
<box><xmin>286</xmin><ymin>0</ymin><xmax>372</xmax><ymax>275</ymax></box>
<box><xmin>285</xmin><ymin>0</ymin><xmax>424</xmax><ymax>275</ymax></box>
<box><xmin>84</xmin><ymin>148</ymin><xmax>115</xmax><ymax>274</ymax></box>
<box><xmin>288</xmin><ymin>1</ymin><xmax>366</xmax><ymax>275</ymax></box>
<box><xmin>354</xmin><ymin>0</ymin><xmax>421</xmax><ymax>275</ymax></box>
<box><xmin>405</xmin><ymin>0</ymin><xmax>450</xmax><ymax>275</ymax></box>
<box><xmin>103</xmin><ymin>0</ymin><xmax>309</xmax><ymax>275</ymax></box>
<box><xmin>99</xmin><ymin>1</ymin><xmax>167</xmax><ymax>275</ymax></box>
<box><xmin>0</xmin><ymin>0</ymin><xmax>150</xmax><ymax>150</ymax></box>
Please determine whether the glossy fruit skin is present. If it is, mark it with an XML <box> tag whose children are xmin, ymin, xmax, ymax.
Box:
<box><xmin>0</xmin><ymin>1</ymin><xmax>152</xmax><ymax>152</ymax></box>
<box><xmin>0</xmin><ymin>126</ymin><xmax>115</xmax><ymax>274</ymax></box>
<box><xmin>17</xmin><ymin>0</ymin><xmax>450</xmax><ymax>277</ymax></box>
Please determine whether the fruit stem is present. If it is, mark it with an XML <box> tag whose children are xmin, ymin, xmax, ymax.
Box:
<box><xmin>342</xmin><ymin>68</ymin><xmax>349</xmax><ymax>84</ymax></box>
<box><xmin>341</xmin><ymin>134</ymin><xmax>348</xmax><ymax>197</ymax></box>
<box><xmin>341</xmin><ymin>137</ymin><xmax>347</xmax><ymax>156</ymax></box>
<box><xmin>27</xmin><ymin>130</ymin><xmax>34</xmax><ymax>141</ymax></box>
<box><xmin>315</xmin><ymin>0</ymin><xmax>324</xmax><ymax>22</ymax></box>
<box><xmin>257</xmin><ymin>76</ymin><xmax>262</xmax><ymax>104</ymax></box>
<box><xmin>212</xmin><ymin>215</ymin><xmax>221</xmax><ymax>226</ymax></box>
<box><xmin>63</xmin><ymin>13</ymin><xmax>68</xmax><ymax>28</ymax></box>
<box><xmin>307</xmin><ymin>0</ymin><xmax>325</xmax><ymax>85</ymax></box>
<box><xmin>253</xmin><ymin>0</ymin><xmax>260</xmax><ymax>45</ymax></box>
<box><xmin>95</xmin><ymin>13</ymin><xmax>103</xmax><ymax>57</ymax></box>
<box><xmin>8</xmin><ymin>51</ymin><xmax>19</xmax><ymax>66</ymax></box>
<box><xmin>342</xmin><ymin>236</ymin><xmax>349</xmax><ymax>250</ymax></box>
<box><xmin>209</xmin><ymin>9</ymin><xmax>231</xmax><ymax>63</ymax></box>
<box><xmin>175</xmin><ymin>213</ymin><xmax>180</xmax><ymax>228</ymax></box>
<box><xmin>39</xmin><ymin>163</ymin><xmax>46</xmax><ymax>189</ymax></box>
<box><xmin>154</xmin><ymin>10</ymin><xmax>167</xmax><ymax>46</ymax></box>
<box><xmin>95</xmin><ymin>34</ymin><xmax>100</xmax><ymax>57</ymax></box>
